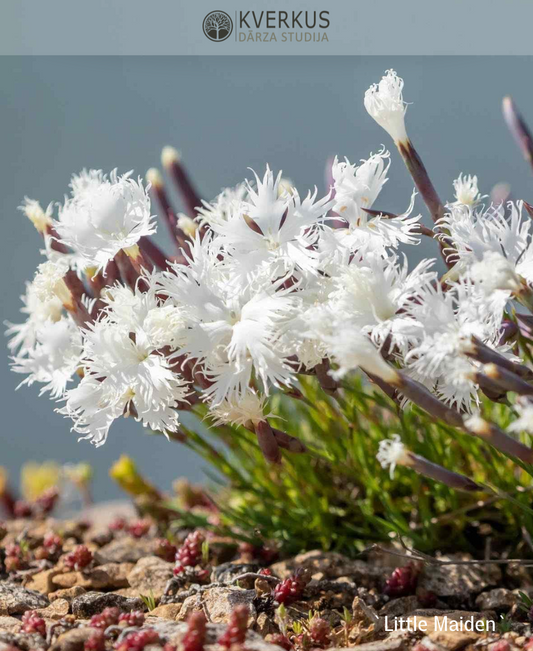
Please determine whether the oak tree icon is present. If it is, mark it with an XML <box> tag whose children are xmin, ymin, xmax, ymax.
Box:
<box><xmin>203</xmin><ymin>11</ymin><xmax>233</xmax><ymax>42</ymax></box>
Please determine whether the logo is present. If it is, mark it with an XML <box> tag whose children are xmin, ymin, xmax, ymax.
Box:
<box><xmin>203</xmin><ymin>11</ymin><xmax>233</xmax><ymax>42</ymax></box>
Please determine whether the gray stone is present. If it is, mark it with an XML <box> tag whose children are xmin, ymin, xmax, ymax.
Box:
<box><xmin>71</xmin><ymin>591</ymin><xmax>143</xmax><ymax>618</ymax></box>
<box><xmin>202</xmin><ymin>587</ymin><xmax>256</xmax><ymax>625</ymax></box>
<box><xmin>49</xmin><ymin>586</ymin><xmax>87</xmax><ymax>603</ymax></box>
<box><xmin>0</xmin><ymin>581</ymin><xmax>49</xmax><ymax>615</ymax></box>
<box><xmin>50</xmin><ymin>627</ymin><xmax>96</xmax><ymax>651</ymax></box>
<box><xmin>379</xmin><ymin>595</ymin><xmax>420</xmax><ymax>618</ymax></box>
<box><xmin>177</xmin><ymin>586</ymin><xmax>256</xmax><ymax>625</ymax></box>
<box><xmin>0</xmin><ymin>615</ymin><xmax>22</xmax><ymax>633</ymax></box>
<box><xmin>127</xmin><ymin>556</ymin><xmax>174</xmax><ymax>599</ymax></box>
<box><xmin>147</xmin><ymin>620</ymin><xmax>296</xmax><ymax>651</ymax></box>
<box><xmin>212</xmin><ymin>562</ymin><xmax>261</xmax><ymax>587</ymax></box>
<box><xmin>35</xmin><ymin>598</ymin><xmax>71</xmax><ymax>620</ymax></box>
<box><xmin>475</xmin><ymin>588</ymin><xmax>518</xmax><ymax>611</ymax></box>
<box><xmin>417</xmin><ymin>557</ymin><xmax>501</xmax><ymax>602</ymax></box>
<box><xmin>52</xmin><ymin>562</ymin><xmax>133</xmax><ymax>590</ymax></box>
<box><xmin>270</xmin><ymin>550</ymin><xmax>386</xmax><ymax>587</ymax></box>
<box><xmin>0</xmin><ymin>631</ymin><xmax>47</xmax><ymax>651</ymax></box>
<box><xmin>95</xmin><ymin>537</ymin><xmax>154</xmax><ymax>564</ymax></box>
<box><xmin>329</xmin><ymin>638</ymin><xmax>407</xmax><ymax>651</ymax></box>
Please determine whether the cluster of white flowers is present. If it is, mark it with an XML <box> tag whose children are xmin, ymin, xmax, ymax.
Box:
<box><xmin>8</xmin><ymin>69</ymin><xmax>533</xmax><ymax>454</ymax></box>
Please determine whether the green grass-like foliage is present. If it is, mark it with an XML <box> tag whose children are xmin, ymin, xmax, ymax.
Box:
<box><xmin>172</xmin><ymin>375</ymin><xmax>533</xmax><ymax>558</ymax></box>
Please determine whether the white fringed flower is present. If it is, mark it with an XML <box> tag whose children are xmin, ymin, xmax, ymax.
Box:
<box><xmin>377</xmin><ymin>435</ymin><xmax>411</xmax><ymax>478</ymax></box>
<box><xmin>69</xmin><ymin>169</ymin><xmax>108</xmax><ymax>197</ymax></box>
<box><xmin>311</xmin><ymin>313</ymin><xmax>399</xmax><ymax>383</ymax></box>
<box><xmin>197</xmin><ymin>182</ymin><xmax>249</xmax><ymax>226</ymax></box>
<box><xmin>331</xmin><ymin>151</ymin><xmax>421</xmax><ymax>252</ymax></box>
<box><xmin>439</xmin><ymin>201</ymin><xmax>533</xmax><ymax>282</ymax></box>
<box><xmin>54</xmin><ymin>169</ymin><xmax>156</xmax><ymax>272</ymax></box>
<box><xmin>467</xmin><ymin>251</ymin><xmax>523</xmax><ymax>295</ymax></box>
<box><xmin>332</xmin><ymin>150</ymin><xmax>390</xmax><ymax>217</ymax></box>
<box><xmin>364</xmin><ymin>70</ymin><xmax>408</xmax><ymax>144</ymax></box>
<box><xmin>207</xmin><ymin>167</ymin><xmax>332</xmax><ymax>279</ymax></box>
<box><xmin>452</xmin><ymin>174</ymin><xmax>483</xmax><ymax>207</ymax></box>
<box><xmin>60</xmin><ymin>318</ymin><xmax>189</xmax><ymax>446</ymax></box>
<box><xmin>6</xmin><ymin>278</ymin><xmax>64</xmax><ymax>354</ymax></box>
<box><xmin>285</xmin><ymin>251</ymin><xmax>434</xmax><ymax>378</ymax></box>
<box><xmin>404</xmin><ymin>280</ymin><xmax>508</xmax><ymax>410</ymax></box>
<box><xmin>209</xmin><ymin>390</ymin><xmax>268</xmax><ymax>427</ymax></box>
<box><xmin>32</xmin><ymin>260</ymin><xmax>72</xmax><ymax>308</ymax></box>
<box><xmin>157</xmin><ymin>239</ymin><xmax>298</xmax><ymax>404</ymax></box>
<box><xmin>100</xmin><ymin>281</ymin><xmax>186</xmax><ymax>350</ymax></box>
<box><xmin>328</xmin><ymin>253</ymin><xmax>436</xmax><ymax>356</ymax></box>
<box><xmin>11</xmin><ymin>316</ymin><xmax>82</xmax><ymax>398</ymax></box>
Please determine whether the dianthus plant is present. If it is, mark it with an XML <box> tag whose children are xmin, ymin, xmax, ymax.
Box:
<box><xmin>9</xmin><ymin>70</ymin><xmax>533</xmax><ymax>549</ymax></box>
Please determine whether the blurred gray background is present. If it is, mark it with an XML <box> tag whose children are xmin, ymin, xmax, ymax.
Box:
<box><xmin>1</xmin><ymin>57</ymin><xmax>533</xmax><ymax>502</ymax></box>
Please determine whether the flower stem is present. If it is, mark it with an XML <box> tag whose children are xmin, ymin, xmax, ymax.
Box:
<box><xmin>503</xmin><ymin>96</ymin><xmax>533</xmax><ymax>173</ymax></box>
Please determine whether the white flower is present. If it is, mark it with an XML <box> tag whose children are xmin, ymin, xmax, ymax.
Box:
<box><xmin>197</xmin><ymin>182</ymin><xmax>249</xmax><ymax>226</ymax></box>
<box><xmin>69</xmin><ymin>169</ymin><xmax>108</xmax><ymax>197</ymax></box>
<box><xmin>377</xmin><ymin>434</ymin><xmax>411</xmax><ymax>478</ymax></box>
<box><xmin>207</xmin><ymin>167</ymin><xmax>332</xmax><ymax>279</ymax></box>
<box><xmin>332</xmin><ymin>149</ymin><xmax>390</xmax><ymax>219</ymax></box>
<box><xmin>100</xmin><ymin>281</ymin><xmax>188</xmax><ymax>351</ymax></box>
<box><xmin>328</xmin><ymin>253</ymin><xmax>436</xmax><ymax>356</ymax></box>
<box><xmin>310</xmin><ymin>312</ymin><xmax>399</xmax><ymax>383</ymax></box>
<box><xmin>404</xmin><ymin>280</ymin><xmax>508</xmax><ymax>410</ymax></box>
<box><xmin>364</xmin><ymin>70</ymin><xmax>408</xmax><ymax>143</ymax></box>
<box><xmin>11</xmin><ymin>316</ymin><xmax>82</xmax><ymax>398</ymax></box>
<box><xmin>157</xmin><ymin>240</ymin><xmax>298</xmax><ymax>404</ymax></box>
<box><xmin>452</xmin><ymin>174</ymin><xmax>483</xmax><ymax>207</ymax></box>
<box><xmin>508</xmin><ymin>397</ymin><xmax>533</xmax><ymax>435</ymax></box>
<box><xmin>6</xmin><ymin>278</ymin><xmax>64</xmax><ymax>354</ymax></box>
<box><xmin>60</xmin><ymin>317</ymin><xmax>189</xmax><ymax>446</ymax></box>
<box><xmin>142</xmin><ymin>304</ymin><xmax>188</xmax><ymax>350</ymax></box>
<box><xmin>280</xmin><ymin>267</ymin><xmax>336</xmax><ymax>370</ymax></box>
<box><xmin>32</xmin><ymin>260</ymin><xmax>72</xmax><ymax>308</ymax></box>
<box><xmin>209</xmin><ymin>390</ymin><xmax>268</xmax><ymax>427</ymax></box>
<box><xmin>285</xmin><ymin>251</ymin><xmax>435</xmax><ymax>375</ymax></box>
<box><xmin>439</xmin><ymin>201</ymin><xmax>533</xmax><ymax>283</ymax></box>
<box><xmin>467</xmin><ymin>251</ymin><xmax>522</xmax><ymax>295</ymax></box>
<box><xmin>54</xmin><ymin>170</ymin><xmax>156</xmax><ymax>272</ymax></box>
<box><xmin>331</xmin><ymin>151</ymin><xmax>421</xmax><ymax>252</ymax></box>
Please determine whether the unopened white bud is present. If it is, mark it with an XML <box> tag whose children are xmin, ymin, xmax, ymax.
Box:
<box><xmin>463</xmin><ymin>414</ymin><xmax>490</xmax><ymax>436</ymax></box>
<box><xmin>146</xmin><ymin>167</ymin><xmax>163</xmax><ymax>188</ymax></box>
<box><xmin>364</xmin><ymin>69</ymin><xmax>408</xmax><ymax>144</ymax></box>
<box><xmin>161</xmin><ymin>145</ymin><xmax>180</xmax><ymax>168</ymax></box>
<box><xmin>19</xmin><ymin>198</ymin><xmax>53</xmax><ymax>234</ymax></box>
<box><xmin>177</xmin><ymin>213</ymin><xmax>198</xmax><ymax>237</ymax></box>
<box><xmin>278</xmin><ymin>177</ymin><xmax>295</xmax><ymax>197</ymax></box>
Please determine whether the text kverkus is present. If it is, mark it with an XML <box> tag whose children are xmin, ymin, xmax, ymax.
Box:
<box><xmin>236</xmin><ymin>10</ymin><xmax>330</xmax><ymax>43</ymax></box>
